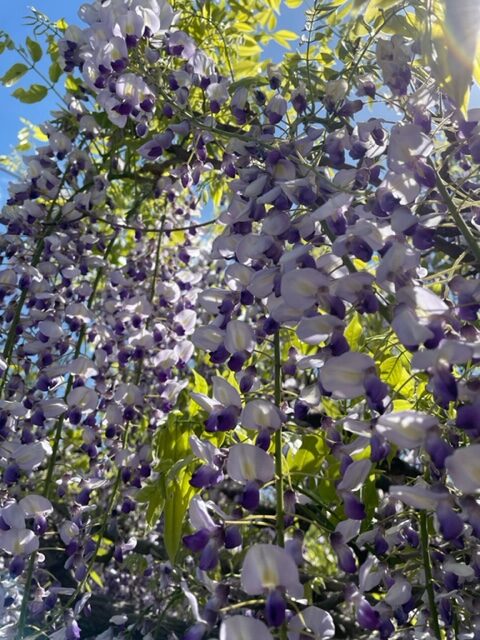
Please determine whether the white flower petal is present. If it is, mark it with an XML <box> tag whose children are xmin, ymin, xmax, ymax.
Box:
<box><xmin>212</xmin><ymin>376</ymin><xmax>242</xmax><ymax>408</ymax></box>
<box><xmin>446</xmin><ymin>445</ymin><xmax>480</xmax><ymax>494</ymax></box>
<box><xmin>319</xmin><ymin>352</ymin><xmax>375</xmax><ymax>399</ymax></box>
<box><xmin>224</xmin><ymin>320</ymin><xmax>254</xmax><ymax>354</ymax></box>
<box><xmin>337</xmin><ymin>459</ymin><xmax>372</xmax><ymax>492</ymax></box>
<box><xmin>389</xmin><ymin>484</ymin><xmax>442</xmax><ymax>510</ymax></box>
<box><xmin>241</xmin><ymin>543</ymin><xmax>303</xmax><ymax>597</ymax></box>
<box><xmin>227</xmin><ymin>444</ymin><xmax>274</xmax><ymax>484</ymax></box>
<box><xmin>288</xmin><ymin>606</ymin><xmax>335</xmax><ymax>640</ymax></box>
<box><xmin>241</xmin><ymin>399</ymin><xmax>282</xmax><ymax>431</ymax></box>
<box><xmin>220</xmin><ymin>616</ymin><xmax>273</xmax><ymax>640</ymax></box>
<box><xmin>297</xmin><ymin>314</ymin><xmax>342</xmax><ymax>345</ymax></box>
<box><xmin>375</xmin><ymin>411</ymin><xmax>437</xmax><ymax>449</ymax></box>
<box><xmin>19</xmin><ymin>495</ymin><xmax>53</xmax><ymax>517</ymax></box>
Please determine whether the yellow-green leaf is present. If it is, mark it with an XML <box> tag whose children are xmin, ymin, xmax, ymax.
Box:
<box><xmin>364</xmin><ymin>0</ymin><xmax>403</xmax><ymax>23</ymax></box>
<box><xmin>267</xmin><ymin>0</ymin><xmax>281</xmax><ymax>12</ymax></box>
<box><xmin>164</xmin><ymin>471</ymin><xmax>196</xmax><ymax>563</ymax></box>
<box><xmin>90</xmin><ymin>570</ymin><xmax>104</xmax><ymax>588</ymax></box>
<box><xmin>273</xmin><ymin>29</ymin><xmax>298</xmax><ymax>49</ymax></box>
<box><xmin>392</xmin><ymin>399</ymin><xmax>413</xmax><ymax>411</ymax></box>
<box><xmin>238</xmin><ymin>43</ymin><xmax>263</xmax><ymax>56</ymax></box>
<box><xmin>170</xmin><ymin>230</ymin><xmax>185</xmax><ymax>245</ymax></box>
<box><xmin>287</xmin><ymin>434</ymin><xmax>326</xmax><ymax>474</ymax></box>
<box><xmin>380</xmin><ymin>355</ymin><xmax>414</xmax><ymax>398</ymax></box>
<box><xmin>55</xmin><ymin>18</ymin><xmax>69</xmax><ymax>31</ymax></box>
<box><xmin>235</xmin><ymin>21</ymin><xmax>254</xmax><ymax>33</ymax></box>
<box><xmin>65</xmin><ymin>76</ymin><xmax>80</xmax><ymax>92</ymax></box>
<box><xmin>344</xmin><ymin>312</ymin><xmax>363</xmax><ymax>350</ymax></box>
<box><xmin>19</xmin><ymin>118</ymin><xmax>48</xmax><ymax>142</ymax></box>
<box><xmin>191</xmin><ymin>368</ymin><xmax>208</xmax><ymax>395</ymax></box>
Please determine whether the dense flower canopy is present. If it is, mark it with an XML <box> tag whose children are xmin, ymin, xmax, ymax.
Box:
<box><xmin>0</xmin><ymin>0</ymin><xmax>479</xmax><ymax>639</ymax></box>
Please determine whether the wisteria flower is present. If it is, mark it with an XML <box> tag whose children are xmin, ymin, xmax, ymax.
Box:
<box><xmin>220</xmin><ymin>616</ymin><xmax>273</xmax><ymax>640</ymax></box>
<box><xmin>288</xmin><ymin>606</ymin><xmax>335</xmax><ymax>640</ymax></box>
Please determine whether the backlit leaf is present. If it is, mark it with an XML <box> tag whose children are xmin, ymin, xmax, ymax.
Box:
<box><xmin>344</xmin><ymin>313</ymin><xmax>363</xmax><ymax>350</ymax></box>
<box><xmin>164</xmin><ymin>470</ymin><xmax>196</xmax><ymax>563</ymax></box>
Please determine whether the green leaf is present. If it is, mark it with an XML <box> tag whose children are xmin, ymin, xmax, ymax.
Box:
<box><xmin>137</xmin><ymin>482</ymin><xmax>165</xmax><ymax>527</ymax></box>
<box><xmin>154</xmin><ymin>412</ymin><xmax>193</xmax><ymax>467</ymax></box>
<box><xmin>26</xmin><ymin>36</ymin><xmax>42</xmax><ymax>62</ymax></box>
<box><xmin>49</xmin><ymin>61</ymin><xmax>62</xmax><ymax>83</ymax></box>
<box><xmin>285</xmin><ymin>0</ymin><xmax>303</xmax><ymax>7</ymax></box>
<box><xmin>0</xmin><ymin>34</ymin><xmax>14</xmax><ymax>55</ymax></box>
<box><xmin>190</xmin><ymin>367</ymin><xmax>208</xmax><ymax>397</ymax></box>
<box><xmin>124</xmin><ymin>553</ymin><xmax>148</xmax><ymax>575</ymax></box>
<box><xmin>0</xmin><ymin>33</ymin><xmax>15</xmax><ymax>54</ymax></box>
<box><xmin>12</xmin><ymin>84</ymin><xmax>48</xmax><ymax>103</ymax></box>
<box><xmin>164</xmin><ymin>471</ymin><xmax>196</xmax><ymax>563</ymax></box>
<box><xmin>1</xmin><ymin>63</ymin><xmax>29</xmax><ymax>87</ymax></box>
<box><xmin>362</xmin><ymin>472</ymin><xmax>378</xmax><ymax>520</ymax></box>
<box><xmin>287</xmin><ymin>433</ymin><xmax>326</xmax><ymax>474</ymax></box>
<box><xmin>321</xmin><ymin>396</ymin><xmax>342</xmax><ymax>418</ymax></box>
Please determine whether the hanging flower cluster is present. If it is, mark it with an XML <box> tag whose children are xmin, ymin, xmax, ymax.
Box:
<box><xmin>0</xmin><ymin>0</ymin><xmax>479</xmax><ymax>638</ymax></box>
<box><xmin>0</xmin><ymin>0</ymin><xmax>222</xmax><ymax>626</ymax></box>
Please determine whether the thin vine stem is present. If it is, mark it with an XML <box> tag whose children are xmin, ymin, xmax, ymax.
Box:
<box><xmin>15</xmin><ymin>45</ymin><xmax>67</xmax><ymax>106</ymax></box>
<box><xmin>273</xmin><ymin>331</ymin><xmax>284</xmax><ymax>550</ymax></box>
<box><xmin>92</xmin><ymin>216</ymin><xmax>217</xmax><ymax>234</ymax></box>
<box><xmin>420</xmin><ymin>511</ymin><xmax>442</xmax><ymax>640</ymax></box>
<box><xmin>149</xmin><ymin>214</ymin><xmax>167</xmax><ymax>303</ymax></box>
<box><xmin>434</xmin><ymin>172</ymin><xmax>480</xmax><ymax>267</ymax></box>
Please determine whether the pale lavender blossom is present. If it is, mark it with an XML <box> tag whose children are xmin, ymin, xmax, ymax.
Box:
<box><xmin>288</xmin><ymin>606</ymin><xmax>335</xmax><ymax>640</ymax></box>
<box><xmin>220</xmin><ymin>616</ymin><xmax>273</xmax><ymax>640</ymax></box>
<box><xmin>241</xmin><ymin>543</ymin><xmax>304</xmax><ymax>597</ymax></box>
<box><xmin>446</xmin><ymin>445</ymin><xmax>480</xmax><ymax>494</ymax></box>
